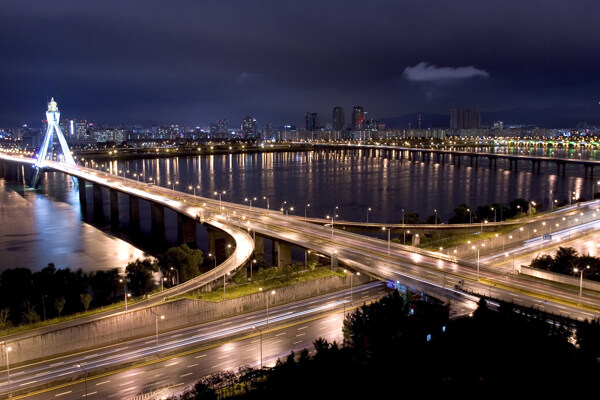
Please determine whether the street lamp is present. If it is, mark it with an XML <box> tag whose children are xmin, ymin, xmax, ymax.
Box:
<box><xmin>252</xmin><ymin>326</ymin><xmax>263</xmax><ymax>369</ymax></box>
<box><xmin>263</xmin><ymin>196</ymin><xmax>269</xmax><ymax>210</ymax></box>
<box><xmin>170</xmin><ymin>267</ymin><xmax>179</xmax><ymax>285</ymax></box>
<box><xmin>119</xmin><ymin>279</ymin><xmax>131</xmax><ymax>311</ymax></box>
<box><xmin>168</xmin><ymin>180</ymin><xmax>179</xmax><ymax>194</ymax></box>
<box><xmin>259</xmin><ymin>288</ymin><xmax>276</xmax><ymax>329</ymax></box>
<box><xmin>344</xmin><ymin>270</ymin><xmax>360</xmax><ymax>305</ymax></box>
<box><xmin>382</xmin><ymin>227</ymin><xmax>391</xmax><ymax>255</ymax></box>
<box><xmin>223</xmin><ymin>272</ymin><xmax>231</xmax><ymax>299</ymax></box>
<box><xmin>574</xmin><ymin>266</ymin><xmax>590</xmax><ymax>305</ymax></box>
<box><xmin>305</xmin><ymin>203</ymin><xmax>310</xmax><ymax>218</ymax></box>
<box><xmin>367</xmin><ymin>207</ymin><xmax>372</xmax><ymax>224</ymax></box>
<box><xmin>3</xmin><ymin>344</ymin><xmax>11</xmax><ymax>398</ymax></box>
<box><xmin>326</xmin><ymin>214</ymin><xmax>338</xmax><ymax>242</ymax></box>
<box><xmin>245</xmin><ymin>197</ymin><xmax>257</xmax><ymax>210</ymax></box>
<box><xmin>491</xmin><ymin>207</ymin><xmax>497</xmax><ymax>223</ymax></box>
<box><xmin>434</xmin><ymin>209</ymin><xmax>438</xmax><ymax>225</ymax></box>
<box><xmin>188</xmin><ymin>185</ymin><xmax>199</xmax><ymax>196</ymax></box>
<box><xmin>472</xmin><ymin>244</ymin><xmax>481</xmax><ymax>279</ymax></box>
<box><xmin>214</xmin><ymin>190</ymin><xmax>226</xmax><ymax>211</ymax></box>
<box><xmin>149</xmin><ymin>311</ymin><xmax>165</xmax><ymax>356</ymax></box>
<box><xmin>77</xmin><ymin>363</ymin><xmax>87</xmax><ymax>398</ymax></box>
<box><xmin>467</xmin><ymin>208</ymin><xmax>472</xmax><ymax>224</ymax></box>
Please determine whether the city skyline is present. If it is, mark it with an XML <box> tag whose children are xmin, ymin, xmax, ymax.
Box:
<box><xmin>1</xmin><ymin>1</ymin><xmax>600</xmax><ymax>127</ymax></box>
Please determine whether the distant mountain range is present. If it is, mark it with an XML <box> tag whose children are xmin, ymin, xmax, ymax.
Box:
<box><xmin>381</xmin><ymin>105</ymin><xmax>600</xmax><ymax>129</ymax></box>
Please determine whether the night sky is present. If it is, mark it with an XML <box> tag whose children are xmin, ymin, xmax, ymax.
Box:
<box><xmin>1</xmin><ymin>1</ymin><xmax>599</xmax><ymax>127</ymax></box>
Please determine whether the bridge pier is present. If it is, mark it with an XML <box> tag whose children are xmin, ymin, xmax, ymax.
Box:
<box><xmin>177</xmin><ymin>213</ymin><xmax>197</xmax><ymax>247</ymax></box>
<box><xmin>272</xmin><ymin>240</ymin><xmax>291</xmax><ymax>268</ymax></box>
<box><xmin>208</xmin><ymin>226</ymin><xmax>228</xmax><ymax>262</ymax></box>
<box><xmin>254</xmin><ymin>234</ymin><xmax>265</xmax><ymax>257</ymax></box>
<box><xmin>93</xmin><ymin>184</ymin><xmax>103</xmax><ymax>220</ymax></box>
<box><xmin>151</xmin><ymin>202</ymin><xmax>165</xmax><ymax>243</ymax></box>
<box><xmin>78</xmin><ymin>178</ymin><xmax>87</xmax><ymax>206</ymax></box>
<box><xmin>110</xmin><ymin>189</ymin><xmax>119</xmax><ymax>231</ymax></box>
<box><xmin>129</xmin><ymin>195</ymin><xmax>140</xmax><ymax>234</ymax></box>
<box><xmin>330</xmin><ymin>251</ymin><xmax>338</xmax><ymax>270</ymax></box>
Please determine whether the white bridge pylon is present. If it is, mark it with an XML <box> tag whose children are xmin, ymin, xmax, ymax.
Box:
<box><xmin>33</xmin><ymin>98</ymin><xmax>76</xmax><ymax>187</ymax></box>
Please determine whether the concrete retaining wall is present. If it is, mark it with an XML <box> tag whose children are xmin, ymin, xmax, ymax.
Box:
<box><xmin>1</xmin><ymin>273</ymin><xmax>371</xmax><ymax>366</ymax></box>
<box><xmin>518</xmin><ymin>265</ymin><xmax>600</xmax><ymax>292</ymax></box>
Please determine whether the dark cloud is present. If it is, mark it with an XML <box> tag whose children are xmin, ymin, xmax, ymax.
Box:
<box><xmin>1</xmin><ymin>1</ymin><xmax>599</xmax><ymax>127</ymax></box>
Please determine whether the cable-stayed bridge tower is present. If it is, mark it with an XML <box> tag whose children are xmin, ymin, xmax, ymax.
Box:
<box><xmin>32</xmin><ymin>98</ymin><xmax>76</xmax><ymax>187</ymax></box>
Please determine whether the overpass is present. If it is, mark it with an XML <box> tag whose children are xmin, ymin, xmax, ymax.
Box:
<box><xmin>1</xmin><ymin>153</ymin><xmax>599</xmax><ymax>325</ymax></box>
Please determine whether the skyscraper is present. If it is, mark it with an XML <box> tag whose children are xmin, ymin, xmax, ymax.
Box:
<box><xmin>333</xmin><ymin>107</ymin><xmax>345</xmax><ymax>131</ymax></box>
<box><xmin>305</xmin><ymin>112</ymin><xmax>319</xmax><ymax>131</ymax></box>
<box><xmin>241</xmin><ymin>116</ymin><xmax>257</xmax><ymax>139</ymax></box>
<box><xmin>352</xmin><ymin>106</ymin><xmax>364</xmax><ymax>130</ymax></box>
<box><xmin>450</xmin><ymin>109</ymin><xmax>481</xmax><ymax>130</ymax></box>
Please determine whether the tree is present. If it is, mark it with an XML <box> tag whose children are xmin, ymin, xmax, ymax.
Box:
<box><xmin>449</xmin><ymin>204</ymin><xmax>471</xmax><ymax>224</ymax></box>
<box><xmin>159</xmin><ymin>244</ymin><xmax>203</xmax><ymax>283</ymax></box>
<box><xmin>425</xmin><ymin>214</ymin><xmax>441</xmax><ymax>224</ymax></box>
<box><xmin>0</xmin><ymin>308</ymin><xmax>11</xmax><ymax>330</ymax></box>
<box><xmin>403</xmin><ymin>212</ymin><xmax>420</xmax><ymax>224</ymax></box>
<box><xmin>80</xmin><ymin>293</ymin><xmax>92</xmax><ymax>311</ymax></box>
<box><xmin>89</xmin><ymin>269</ymin><xmax>120</xmax><ymax>305</ymax></box>
<box><xmin>126</xmin><ymin>259</ymin><xmax>158</xmax><ymax>296</ymax></box>
<box><xmin>509</xmin><ymin>198</ymin><xmax>529</xmax><ymax>217</ymax></box>
<box><xmin>54</xmin><ymin>296</ymin><xmax>66</xmax><ymax>317</ymax></box>
<box><xmin>531</xmin><ymin>254</ymin><xmax>554</xmax><ymax>271</ymax></box>
<box><xmin>553</xmin><ymin>247</ymin><xmax>579</xmax><ymax>274</ymax></box>
<box><xmin>21</xmin><ymin>300</ymin><xmax>41</xmax><ymax>324</ymax></box>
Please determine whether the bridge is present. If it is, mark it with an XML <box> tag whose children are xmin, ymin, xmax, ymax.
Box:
<box><xmin>311</xmin><ymin>142</ymin><xmax>600</xmax><ymax>175</ymax></box>
<box><xmin>1</xmin><ymin>152</ymin><xmax>599</xmax><ymax>324</ymax></box>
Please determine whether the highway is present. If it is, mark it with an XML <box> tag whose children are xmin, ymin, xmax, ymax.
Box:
<box><xmin>0</xmin><ymin>283</ymin><xmax>387</xmax><ymax>399</ymax></box>
<box><xmin>2</xmin><ymin>153</ymin><xmax>600</xmax><ymax>326</ymax></box>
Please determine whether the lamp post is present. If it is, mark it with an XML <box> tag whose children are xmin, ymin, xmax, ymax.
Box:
<box><xmin>223</xmin><ymin>272</ymin><xmax>231</xmax><ymax>299</ymax></box>
<box><xmin>252</xmin><ymin>326</ymin><xmax>263</xmax><ymax>369</ymax></box>
<box><xmin>263</xmin><ymin>196</ymin><xmax>269</xmax><ymax>210</ymax></box>
<box><xmin>167</xmin><ymin>180</ymin><xmax>178</xmax><ymax>194</ymax></box>
<box><xmin>305</xmin><ymin>203</ymin><xmax>310</xmax><ymax>218</ymax></box>
<box><xmin>259</xmin><ymin>288</ymin><xmax>276</xmax><ymax>329</ymax></box>
<box><xmin>467</xmin><ymin>208</ymin><xmax>472</xmax><ymax>224</ymax></box>
<box><xmin>77</xmin><ymin>363</ymin><xmax>87</xmax><ymax>398</ymax></box>
<box><xmin>382</xmin><ymin>227</ymin><xmax>391</xmax><ymax>255</ymax></box>
<box><xmin>434</xmin><ymin>209</ymin><xmax>438</xmax><ymax>225</ymax></box>
<box><xmin>280</xmin><ymin>201</ymin><xmax>287</xmax><ymax>214</ymax></box>
<box><xmin>214</xmin><ymin>190</ymin><xmax>226</xmax><ymax>211</ymax></box>
<box><xmin>119</xmin><ymin>279</ymin><xmax>131</xmax><ymax>311</ymax></box>
<box><xmin>472</xmin><ymin>245</ymin><xmax>481</xmax><ymax>279</ymax></box>
<box><xmin>251</xmin><ymin>259</ymin><xmax>257</xmax><ymax>280</ymax></box>
<box><xmin>367</xmin><ymin>207</ymin><xmax>372</xmax><ymax>224</ymax></box>
<box><xmin>574</xmin><ymin>266</ymin><xmax>590</xmax><ymax>305</ymax></box>
<box><xmin>404</xmin><ymin>230</ymin><xmax>409</xmax><ymax>245</ymax></box>
<box><xmin>188</xmin><ymin>185</ymin><xmax>199</xmax><ymax>196</ymax></box>
<box><xmin>3</xmin><ymin>344</ymin><xmax>11</xmax><ymax>398</ymax></box>
<box><xmin>245</xmin><ymin>197</ymin><xmax>257</xmax><ymax>210</ymax></box>
<box><xmin>149</xmin><ymin>311</ymin><xmax>165</xmax><ymax>356</ymax></box>
<box><xmin>344</xmin><ymin>270</ymin><xmax>360</xmax><ymax>304</ymax></box>
<box><xmin>491</xmin><ymin>207</ymin><xmax>497</xmax><ymax>223</ymax></box>
<box><xmin>170</xmin><ymin>267</ymin><xmax>179</xmax><ymax>285</ymax></box>
<box><xmin>326</xmin><ymin>214</ymin><xmax>337</xmax><ymax>242</ymax></box>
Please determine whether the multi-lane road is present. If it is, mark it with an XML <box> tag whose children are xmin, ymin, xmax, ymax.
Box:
<box><xmin>1</xmin><ymin>283</ymin><xmax>388</xmax><ymax>399</ymax></box>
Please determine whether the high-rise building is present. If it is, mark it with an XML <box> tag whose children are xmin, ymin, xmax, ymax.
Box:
<box><xmin>333</xmin><ymin>107</ymin><xmax>345</xmax><ymax>131</ymax></box>
<box><xmin>352</xmin><ymin>106</ymin><xmax>365</xmax><ymax>130</ymax></box>
<box><xmin>450</xmin><ymin>109</ymin><xmax>481</xmax><ymax>130</ymax></box>
<box><xmin>241</xmin><ymin>116</ymin><xmax>257</xmax><ymax>139</ymax></box>
<box><xmin>305</xmin><ymin>112</ymin><xmax>319</xmax><ymax>131</ymax></box>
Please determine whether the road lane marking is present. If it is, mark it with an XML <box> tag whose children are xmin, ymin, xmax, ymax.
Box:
<box><xmin>297</xmin><ymin>326</ymin><xmax>308</xmax><ymax>330</ymax></box>
<box><xmin>20</xmin><ymin>380</ymin><xmax>37</xmax><ymax>386</ymax></box>
<box><xmin>275</xmin><ymin>332</ymin><xmax>286</xmax><ymax>336</ymax></box>
<box><xmin>119</xmin><ymin>381</ymin><xmax>134</xmax><ymax>387</ymax></box>
<box><xmin>83</xmin><ymin>391</ymin><xmax>97</xmax><ymax>397</ymax></box>
<box><xmin>180</xmin><ymin>373</ymin><xmax>193</xmax><ymax>378</ymax></box>
<box><xmin>165</xmin><ymin>361</ymin><xmax>178</xmax><ymax>367</ymax></box>
<box><xmin>296</xmin><ymin>333</ymin><xmax>305</xmax><ymax>337</ymax></box>
<box><xmin>194</xmin><ymin>354</ymin><xmax>206</xmax><ymax>359</ymax></box>
<box><xmin>217</xmin><ymin>354</ymin><xmax>229</xmax><ymax>359</ymax></box>
<box><xmin>96</xmin><ymin>380</ymin><xmax>111</xmax><ymax>386</ymax></box>
<box><xmin>293</xmin><ymin>340</ymin><xmax>304</xmax><ymax>344</ymax></box>
<box><xmin>187</xmin><ymin>363</ymin><xmax>199</xmax><ymax>368</ymax></box>
<box><xmin>55</xmin><ymin>391</ymin><xmax>72</xmax><ymax>397</ymax></box>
